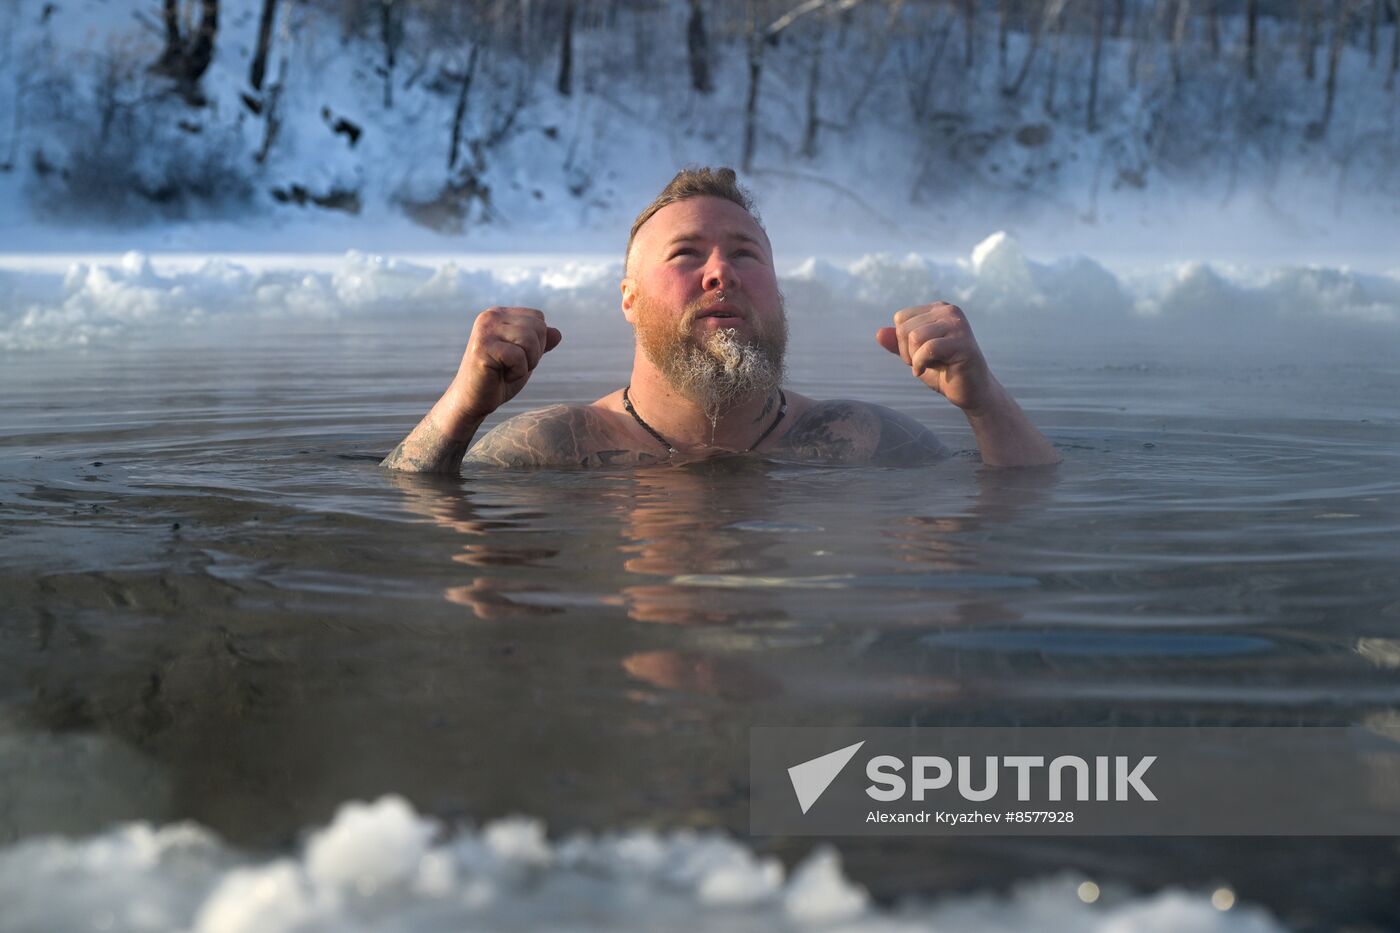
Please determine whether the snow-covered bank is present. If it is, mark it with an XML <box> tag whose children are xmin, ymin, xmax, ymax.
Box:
<box><xmin>0</xmin><ymin>794</ymin><xmax>1280</xmax><ymax>933</ymax></box>
<box><xmin>1</xmin><ymin>234</ymin><xmax>1397</xmax><ymax>353</ymax></box>
<box><xmin>1</xmin><ymin>0</ymin><xmax>1398</xmax><ymax>265</ymax></box>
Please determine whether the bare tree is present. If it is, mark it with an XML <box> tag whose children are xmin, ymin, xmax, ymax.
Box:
<box><xmin>1127</xmin><ymin>0</ymin><xmax>1143</xmax><ymax>86</ymax></box>
<box><xmin>556</xmin><ymin>0</ymin><xmax>575</xmax><ymax>96</ymax></box>
<box><xmin>1044</xmin><ymin>0</ymin><xmax>1066</xmax><ymax>114</ymax></box>
<box><xmin>801</xmin><ymin>19</ymin><xmax>826</xmax><ymax>157</ymax></box>
<box><xmin>741</xmin><ymin>0</ymin><xmax>870</xmax><ymax>172</ymax></box>
<box><xmin>1301</xmin><ymin>0</ymin><xmax>1319</xmax><ymax>81</ymax></box>
<box><xmin>998</xmin><ymin>0</ymin><xmax>1009</xmax><ymax>73</ymax></box>
<box><xmin>1368</xmin><ymin>0</ymin><xmax>1380</xmax><ymax>64</ymax></box>
<box><xmin>687</xmin><ymin>0</ymin><xmax>714</xmax><ymax>93</ymax></box>
<box><xmin>842</xmin><ymin>0</ymin><xmax>906</xmax><ymax>125</ymax></box>
<box><xmin>896</xmin><ymin>4</ymin><xmax>954</xmax><ymax>122</ymax></box>
<box><xmin>379</xmin><ymin>0</ymin><xmax>403</xmax><ymax>109</ymax></box>
<box><xmin>1004</xmin><ymin>0</ymin><xmax>1068</xmax><ymax>98</ymax></box>
<box><xmin>1088</xmin><ymin>0</ymin><xmax>1107</xmax><ymax>130</ymax></box>
<box><xmin>630</xmin><ymin>0</ymin><xmax>651</xmax><ymax>77</ymax></box>
<box><xmin>152</xmin><ymin>0</ymin><xmax>221</xmax><ymax>103</ymax></box>
<box><xmin>1313</xmin><ymin>0</ymin><xmax>1361</xmax><ymax>135</ymax></box>
<box><xmin>1</xmin><ymin>3</ymin><xmax>20</xmax><ymax>172</ymax></box>
<box><xmin>255</xmin><ymin>2</ymin><xmax>295</xmax><ymax>164</ymax></box>
<box><xmin>1391</xmin><ymin>0</ymin><xmax>1400</xmax><ymax>89</ymax></box>
<box><xmin>1245</xmin><ymin>0</ymin><xmax>1258</xmax><ymax>80</ymax></box>
<box><xmin>741</xmin><ymin>1</ymin><xmax>763</xmax><ymax>173</ymax></box>
<box><xmin>962</xmin><ymin>0</ymin><xmax>976</xmax><ymax>66</ymax></box>
<box><xmin>1170</xmin><ymin>0</ymin><xmax>1191</xmax><ymax>86</ymax></box>
<box><xmin>249</xmin><ymin>0</ymin><xmax>278</xmax><ymax>92</ymax></box>
<box><xmin>449</xmin><ymin>44</ymin><xmax>482</xmax><ymax>170</ymax></box>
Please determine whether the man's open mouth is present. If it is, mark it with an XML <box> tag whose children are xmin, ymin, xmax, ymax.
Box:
<box><xmin>696</xmin><ymin>304</ymin><xmax>745</xmax><ymax>321</ymax></box>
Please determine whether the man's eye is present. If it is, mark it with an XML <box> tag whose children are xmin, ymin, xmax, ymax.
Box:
<box><xmin>734</xmin><ymin>249</ymin><xmax>760</xmax><ymax>260</ymax></box>
<box><xmin>670</xmin><ymin>249</ymin><xmax>698</xmax><ymax>258</ymax></box>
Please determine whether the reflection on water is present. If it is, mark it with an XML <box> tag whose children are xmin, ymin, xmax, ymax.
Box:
<box><xmin>2</xmin><ymin>319</ymin><xmax>1400</xmax><ymax>927</ymax></box>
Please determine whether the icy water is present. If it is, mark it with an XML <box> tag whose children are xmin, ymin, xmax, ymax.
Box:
<box><xmin>2</xmin><ymin>257</ymin><xmax>1400</xmax><ymax>930</ymax></box>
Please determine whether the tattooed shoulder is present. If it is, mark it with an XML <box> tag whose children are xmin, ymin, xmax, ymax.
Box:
<box><xmin>464</xmin><ymin>405</ymin><xmax>661</xmax><ymax>469</ymax></box>
<box><xmin>776</xmin><ymin>400</ymin><xmax>948</xmax><ymax>466</ymax></box>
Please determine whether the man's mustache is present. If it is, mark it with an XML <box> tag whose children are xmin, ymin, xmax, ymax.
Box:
<box><xmin>683</xmin><ymin>293</ymin><xmax>754</xmax><ymax>325</ymax></box>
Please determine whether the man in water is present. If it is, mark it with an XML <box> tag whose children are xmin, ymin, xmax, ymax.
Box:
<box><xmin>382</xmin><ymin>167</ymin><xmax>1058</xmax><ymax>472</ymax></box>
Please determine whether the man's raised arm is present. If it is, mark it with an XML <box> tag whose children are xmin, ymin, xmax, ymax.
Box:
<box><xmin>381</xmin><ymin>307</ymin><xmax>562</xmax><ymax>474</ymax></box>
<box><xmin>876</xmin><ymin>302</ymin><xmax>1059</xmax><ymax>467</ymax></box>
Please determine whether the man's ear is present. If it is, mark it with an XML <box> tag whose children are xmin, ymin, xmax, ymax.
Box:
<box><xmin>620</xmin><ymin>278</ymin><xmax>637</xmax><ymax>324</ymax></box>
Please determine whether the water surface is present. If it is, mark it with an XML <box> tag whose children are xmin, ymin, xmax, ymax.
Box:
<box><xmin>2</xmin><ymin>306</ymin><xmax>1398</xmax><ymax>929</ymax></box>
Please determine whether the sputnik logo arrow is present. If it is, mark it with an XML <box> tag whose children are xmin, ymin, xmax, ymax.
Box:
<box><xmin>788</xmin><ymin>741</ymin><xmax>865</xmax><ymax>814</ymax></box>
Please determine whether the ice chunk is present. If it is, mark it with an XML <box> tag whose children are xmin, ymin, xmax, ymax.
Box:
<box><xmin>304</xmin><ymin>796</ymin><xmax>435</xmax><ymax>892</ymax></box>
<box><xmin>194</xmin><ymin>861</ymin><xmax>321</xmax><ymax>933</ymax></box>
<box><xmin>0</xmin><ymin>796</ymin><xmax>1289</xmax><ymax>933</ymax></box>
<box><xmin>782</xmin><ymin>846</ymin><xmax>868</xmax><ymax>924</ymax></box>
<box><xmin>2</xmin><ymin>245</ymin><xmax>1397</xmax><ymax>351</ymax></box>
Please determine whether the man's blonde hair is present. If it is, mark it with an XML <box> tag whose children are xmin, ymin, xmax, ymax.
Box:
<box><xmin>626</xmin><ymin>166</ymin><xmax>763</xmax><ymax>272</ymax></box>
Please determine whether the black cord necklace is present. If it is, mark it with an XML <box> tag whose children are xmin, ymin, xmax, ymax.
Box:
<box><xmin>622</xmin><ymin>386</ymin><xmax>787</xmax><ymax>455</ymax></box>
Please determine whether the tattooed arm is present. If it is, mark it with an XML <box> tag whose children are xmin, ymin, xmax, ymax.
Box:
<box><xmin>775</xmin><ymin>401</ymin><xmax>949</xmax><ymax>466</ymax></box>
<box><xmin>381</xmin><ymin>407</ymin><xmax>483</xmax><ymax>474</ymax></box>
<box><xmin>382</xmin><ymin>306</ymin><xmax>562</xmax><ymax>474</ymax></box>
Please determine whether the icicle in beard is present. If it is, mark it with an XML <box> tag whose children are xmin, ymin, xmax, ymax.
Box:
<box><xmin>631</xmin><ymin>291</ymin><xmax>789</xmax><ymax>442</ymax></box>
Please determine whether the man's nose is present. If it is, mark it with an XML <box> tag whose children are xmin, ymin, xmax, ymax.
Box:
<box><xmin>702</xmin><ymin>251</ymin><xmax>739</xmax><ymax>292</ymax></box>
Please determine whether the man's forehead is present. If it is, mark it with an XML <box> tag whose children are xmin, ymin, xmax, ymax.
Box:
<box><xmin>665</xmin><ymin>229</ymin><xmax>765</xmax><ymax>246</ymax></box>
<box><xmin>636</xmin><ymin>197</ymin><xmax>769</xmax><ymax>251</ymax></box>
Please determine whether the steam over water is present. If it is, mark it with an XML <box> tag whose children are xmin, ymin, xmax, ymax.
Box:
<box><xmin>2</xmin><ymin>237</ymin><xmax>1398</xmax><ymax>930</ymax></box>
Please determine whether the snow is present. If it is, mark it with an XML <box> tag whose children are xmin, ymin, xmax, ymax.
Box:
<box><xmin>0</xmin><ymin>0</ymin><xmax>1397</xmax><ymax>266</ymax></box>
<box><xmin>2</xmin><ymin>232</ymin><xmax>1394</xmax><ymax>353</ymax></box>
<box><xmin>303</xmin><ymin>797</ymin><xmax>436</xmax><ymax>893</ymax></box>
<box><xmin>0</xmin><ymin>794</ymin><xmax>1286</xmax><ymax>933</ymax></box>
<box><xmin>781</xmin><ymin>847</ymin><xmax>869</xmax><ymax>923</ymax></box>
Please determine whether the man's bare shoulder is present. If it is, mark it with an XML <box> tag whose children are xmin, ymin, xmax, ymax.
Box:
<box><xmin>464</xmin><ymin>404</ymin><xmax>663</xmax><ymax>469</ymax></box>
<box><xmin>774</xmin><ymin>399</ymin><xmax>949</xmax><ymax>466</ymax></box>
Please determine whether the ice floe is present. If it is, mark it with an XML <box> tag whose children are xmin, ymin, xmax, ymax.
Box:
<box><xmin>0</xmin><ymin>795</ymin><xmax>1286</xmax><ymax>933</ymax></box>
<box><xmin>1</xmin><ymin>234</ymin><xmax>1395</xmax><ymax>351</ymax></box>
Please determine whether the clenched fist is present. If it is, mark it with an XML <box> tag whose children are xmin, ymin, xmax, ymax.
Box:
<box><xmin>381</xmin><ymin>306</ymin><xmax>562</xmax><ymax>473</ymax></box>
<box><xmin>448</xmin><ymin>306</ymin><xmax>563</xmax><ymax>422</ymax></box>
<box><xmin>876</xmin><ymin>301</ymin><xmax>998</xmax><ymax>413</ymax></box>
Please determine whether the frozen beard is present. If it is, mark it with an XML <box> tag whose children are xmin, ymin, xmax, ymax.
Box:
<box><xmin>633</xmin><ymin>291</ymin><xmax>788</xmax><ymax>425</ymax></box>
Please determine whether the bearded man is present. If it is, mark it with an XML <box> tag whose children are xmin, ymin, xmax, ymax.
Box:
<box><xmin>382</xmin><ymin>167</ymin><xmax>1059</xmax><ymax>472</ymax></box>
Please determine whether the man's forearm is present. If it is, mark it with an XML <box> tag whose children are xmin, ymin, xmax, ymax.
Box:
<box><xmin>381</xmin><ymin>396</ymin><xmax>485</xmax><ymax>474</ymax></box>
<box><xmin>961</xmin><ymin>380</ymin><xmax>1060</xmax><ymax>467</ymax></box>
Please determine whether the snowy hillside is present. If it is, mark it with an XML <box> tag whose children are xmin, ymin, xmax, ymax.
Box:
<box><xmin>0</xmin><ymin>0</ymin><xmax>1398</xmax><ymax>262</ymax></box>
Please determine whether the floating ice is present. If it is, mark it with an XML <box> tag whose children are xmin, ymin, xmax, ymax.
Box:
<box><xmin>0</xmin><ymin>794</ymin><xmax>1287</xmax><ymax>933</ymax></box>
<box><xmin>781</xmin><ymin>846</ymin><xmax>868</xmax><ymax>923</ymax></box>
<box><xmin>1</xmin><ymin>236</ymin><xmax>1396</xmax><ymax>351</ymax></box>
<box><xmin>304</xmin><ymin>796</ymin><xmax>435</xmax><ymax>892</ymax></box>
<box><xmin>970</xmin><ymin>231</ymin><xmax>1035</xmax><ymax>298</ymax></box>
